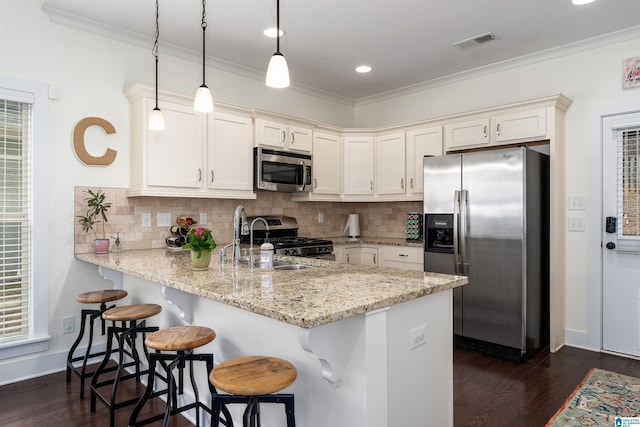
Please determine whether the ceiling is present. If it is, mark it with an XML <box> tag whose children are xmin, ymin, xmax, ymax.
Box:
<box><xmin>40</xmin><ymin>0</ymin><xmax>640</xmax><ymax>101</ymax></box>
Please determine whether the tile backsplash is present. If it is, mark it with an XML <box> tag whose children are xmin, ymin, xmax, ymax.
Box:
<box><xmin>74</xmin><ymin>187</ymin><xmax>422</xmax><ymax>253</ymax></box>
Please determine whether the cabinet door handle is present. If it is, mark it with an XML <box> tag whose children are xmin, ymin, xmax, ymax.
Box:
<box><xmin>370</xmin><ymin>180</ymin><xmax>373</xmax><ymax>190</ymax></box>
<box><xmin>496</xmin><ymin>123</ymin><xmax>501</xmax><ymax>136</ymax></box>
<box><xmin>291</xmin><ymin>132</ymin><xmax>295</xmax><ymax>144</ymax></box>
<box><xmin>373</xmin><ymin>254</ymin><xmax>377</xmax><ymax>264</ymax></box>
<box><xmin>210</xmin><ymin>170</ymin><xmax>214</xmax><ymax>183</ymax></box>
<box><xmin>401</xmin><ymin>178</ymin><xmax>404</xmax><ymax>190</ymax></box>
<box><xmin>410</xmin><ymin>178</ymin><xmax>414</xmax><ymax>189</ymax></box>
<box><xmin>398</xmin><ymin>253</ymin><xmax>409</xmax><ymax>257</ymax></box>
<box><xmin>483</xmin><ymin>125</ymin><xmax>488</xmax><ymax>138</ymax></box>
<box><xmin>346</xmin><ymin>254</ymin><xmax>350</xmax><ymax>263</ymax></box>
<box><xmin>314</xmin><ymin>178</ymin><xmax>318</xmax><ymax>189</ymax></box>
<box><xmin>197</xmin><ymin>168</ymin><xmax>202</xmax><ymax>182</ymax></box>
<box><xmin>281</xmin><ymin>130</ymin><xmax>286</xmax><ymax>143</ymax></box>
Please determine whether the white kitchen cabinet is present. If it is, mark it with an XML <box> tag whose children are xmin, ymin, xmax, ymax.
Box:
<box><xmin>207</xmin><ymin>111</ymin><xmax>253</xmax><ymax>192</ymax></box>
<box><xmin>343</xmin><ymin>135</ymin><xmax>375</xmax><ymax>195</ymax></box>
<box><xmin>444</xmin><ymin>107</ymin><xmax>547</xmax><ymax>152</ymax></box>
<box><xmin>406</xmin><ymin>126</ymin><xmax>443</xmax><ymax>196</ymax></box>
<box><xmin>375</xmin><ymin>132</ymin><xmax>406</xmax><ymax>195</ymax></box>
<box><xmin>380</xmin><ymin>245</ymin><xmax>423</xmax><ymax>271</ymax></box>
<box><xmin>312</xmin><ymin>131</ymin><xmax>342</xmax><ymax>195</ymax></box>
<box><xmin>255</xmin><ymin>118</ymin><xmax>313</xmax><ymax>152</ymax></box>
<box><xmin>444</xmin><ymin>118</ymin><xmax>490</xmax><ymax>151</ymax></box>
<box><xmin>125</xmin><ymin>84</ymin><xmax>255</xmax><ymax>199</ymax></box>
<box><xmin>343</xmin><ymin>246</ymin><xmax>379</xmax><ymax>267</ymax></box>
<box><xmin>332</xmin><ymin>245</ymin><xmax>347</xmax><ymax>263</ymax></box>
<box><xmin>493</xmin><ymin>108</ymin><xmax>546</xmax><ymax>143</ymax></box>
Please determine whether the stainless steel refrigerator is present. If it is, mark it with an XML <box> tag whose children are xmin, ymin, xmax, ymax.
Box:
<box><xmin>423</xmin><ymin>146</ymin><xmax>549</xmax><ymax>361</ymax></box>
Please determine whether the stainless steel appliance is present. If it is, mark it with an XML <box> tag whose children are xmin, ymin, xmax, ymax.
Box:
<box><xmin>423</xmin><ymin>147</ymin><xmax>549</xmax><ymax>361</ymax></box>
<box><xmin>241</xmin><ymin>216</ymin><xmax>334</xmax><ymax>259</ymax></box>
<box><xmin>254</xmin><ymin>147</ymin><xmax>312</xmax><ymax>192</ymax></box>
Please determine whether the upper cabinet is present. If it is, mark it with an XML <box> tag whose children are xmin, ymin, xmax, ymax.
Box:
<box><xmin>255</xmin><ymin>118</ymin><xmax>313</xmax><ymax>153</ymax></box>
<box><xmin>406</xmin><ymin>126</ymin><xmax>443</xmax><ymax>196</ymax></box>
<box><xmin>312</xmin><ymin>131</ymin><xmax>342</xmax><ymax>195</ymax></box>
<box><xmin>444</xmin><ymin>107</ymin><xmax>547</xmax><ymax>152</ymax></box>
<box><xmin>375</xmin><ymin>132</ymin><xmax>406</xmax><ymax>195</ymax></box>
<box><xmin>206</xmin><ymin>112</ymin><xmax>253</xmax><ymax>193</ymax></box>
<box><xmin>125</xmin><ymin>84</ymin><xmax>255</xmax><ymax>199</ymax></box>
<box><xmin>343</xmin><ymin>135</ymin><xmax>375</xmax><ymax>195</ymax></box>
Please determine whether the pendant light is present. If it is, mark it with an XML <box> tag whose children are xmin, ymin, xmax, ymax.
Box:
<box><xmin>194</xmin><ymin>0</ymin><xmax>214</xmax><ymax>112</ymax></box>
<box><xmin>266</xmin><ymin>0</ymin><xmax>290</xmax><ymax>88</ymax></box>
<box><xmin>148</xmin><ymin>0</ymin><xmax>165</xmax><ymax>130</ymax></box>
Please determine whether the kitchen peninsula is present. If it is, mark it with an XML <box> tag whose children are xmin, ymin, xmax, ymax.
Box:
<box><xmin>76</xmin><ymin>249</ymin><xmax>466</xmax><ymax>427</ymax></box>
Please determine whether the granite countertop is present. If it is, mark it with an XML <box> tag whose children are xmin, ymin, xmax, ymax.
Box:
<box><xmin>329</xmin><ymin>236</ymin><xmax>423</xmax><ymax>248</ymax></box>
<box><xmin>76</xmin><ymin>248</ymin><xmax>465</xmax><ymax>329</ymax></box>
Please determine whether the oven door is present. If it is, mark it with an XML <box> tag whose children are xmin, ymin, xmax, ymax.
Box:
<box><xmin>254</xmin><ymin>147</ymin><xmax>312</xmax><ymax>192</ymax></box>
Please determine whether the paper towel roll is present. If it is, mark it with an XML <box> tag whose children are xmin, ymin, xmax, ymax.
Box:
<box><xmin>343</xmin><ymin>213</ymin><xmax>360</xmax><ymax>238</ymax></box>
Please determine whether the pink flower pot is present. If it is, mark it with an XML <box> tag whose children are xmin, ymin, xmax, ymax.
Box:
<box><xmin>94</xmin><ymin>239</ymin><xmax>110</xmax><ymax>254</ymax></box>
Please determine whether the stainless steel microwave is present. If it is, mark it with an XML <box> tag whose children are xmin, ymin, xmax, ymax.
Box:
<box><xmin>254</xmin><ymin>146</ymin><xmax>312</xmax><ymax>192</ymax></box>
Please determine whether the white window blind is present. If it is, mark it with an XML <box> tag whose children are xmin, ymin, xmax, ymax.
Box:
<box><xmin>0</xmin><ymin>98</ymin><xmax>31</xmax><ymax>342</ymax></box>
<box><xmin>617</xmin><ymin>127</ymin><xmax>640</xmax><ymax>239</ymax></box>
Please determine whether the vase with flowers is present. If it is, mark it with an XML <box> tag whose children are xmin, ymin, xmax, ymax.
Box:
<box><xmin>183</xmin><ymin>226</ymin><xmax>217</xmax><ymax>270</ymax></box>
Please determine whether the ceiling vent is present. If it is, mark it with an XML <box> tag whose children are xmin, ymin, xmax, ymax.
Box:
<box><xmin>453</xmin><ymin>32</ymin><xmax>496</xmax><ymax>49</ymax></box>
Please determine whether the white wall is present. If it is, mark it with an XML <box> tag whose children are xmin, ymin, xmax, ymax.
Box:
<box><xmin>0</xmin><ymin>0</ymin><xmax>352</xmax><ymax>382</ymax></box>
<box><xmin>353</xmin><ymin>30</ymin><xmax>640</xmax><ymax>350</ymax></box>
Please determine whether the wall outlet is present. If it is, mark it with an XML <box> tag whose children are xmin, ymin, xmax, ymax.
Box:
<box><xmin>409</xmin><ymin>324</ymin><xmax>427</xmax><ymax>350</ymax></box>
<box><xmin>62</xmin><ymin>315</ymin><xmax>75</xmax><ymax>334</ymax></box>
<box><xmin>157</xmin><ymin>212</ymin><xmax>171</xmax><ymax>227</ymax></box>
<box><xmin>141</xmin><ymin>212</ymin><xmax>152</xmax><ymax>227</ymax></box>
<box><xmin>317</xmin><ymin>212</ymin><xmax>324</xmax><ymax>223</ymax></box>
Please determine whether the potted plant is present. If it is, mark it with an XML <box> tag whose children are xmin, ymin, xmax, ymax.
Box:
<box><xmin>183</xmin><ymin>226</ymin><xmax>217</xmax><ymax>270</ymax></box>
<box><xmin>77</xmin><ymin>188</ymin><xmax>112</xmax><ymax>254</ymax></box>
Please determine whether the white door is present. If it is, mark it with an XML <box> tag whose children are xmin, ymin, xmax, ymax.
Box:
<box><xmin>602</xmin><ymin>112</ymin><xmax>640</xmax><ymax>358</ymax></box>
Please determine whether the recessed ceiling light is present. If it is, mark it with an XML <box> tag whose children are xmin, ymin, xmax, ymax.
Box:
<box><xmin>572</xmin><ymin>0</ymin><xmax>595</xmax><ymax>4</ymax></box>
<box><xmin>355</xmin><ymin>65</ymin><xmax>372</xmax><ymax>73</ymax></box>
<box><xmin>263</xmin><ymin>28</ymin><xmax>285</xmax><ymax>38</ymax></box>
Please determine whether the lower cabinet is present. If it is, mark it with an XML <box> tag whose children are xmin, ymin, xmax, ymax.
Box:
<box><xmin>334</xmin><ymin>244</ymin><xmax>423</xmax><ymax>271</ymax></box>
<box><xmin>379</xmin><ymin>246</ymin><xmax>423</xmax><ymax>271</ymax></box>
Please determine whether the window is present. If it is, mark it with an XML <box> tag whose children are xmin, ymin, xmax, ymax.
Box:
<box><xmin>0</xmin><ymin>77</ymin><xmax>49</xmax><ymax>359</ymax></box>
<box><xmin>617</xmin><ymin>127</ymin><xmax>640</xmax><ymax>238</ymax></box>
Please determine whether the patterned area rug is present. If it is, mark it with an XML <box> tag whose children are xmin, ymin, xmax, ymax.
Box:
<box><xmin>546</xmin><ymin>368</ymin><xmax>640</xmax><ymax>426</ymax></box>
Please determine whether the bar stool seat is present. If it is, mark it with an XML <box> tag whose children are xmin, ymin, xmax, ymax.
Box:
<box><xmin>130</xmin><ymin>326</ymin><xmax>232</xmax><ymax>427</ymax></box>
<box><xmin>66</xmin><ymin>289</ymin><xmax>128</xmax><ymax>399</ymax></box>
<box><xmin>210</xmin><ymin>356</ymin><xmax>297</xmax><ymax>427</ymax></box>
<box><xmin>90</xmin><ymin>303</ymin><xmax>162</xmax><ymax>427</ymax></box>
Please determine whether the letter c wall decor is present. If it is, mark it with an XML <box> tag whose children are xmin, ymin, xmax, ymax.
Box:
<box><xmin>73</xmin><ymin>117</ymin><xmax>117</xmax><ymax>166</ymax></box>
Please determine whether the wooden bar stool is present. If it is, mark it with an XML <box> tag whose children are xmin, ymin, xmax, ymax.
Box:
<box><xmin>129</xmin><ymin>325</ymin><xmax>232</xmax><ymax>427</ymax></box>
<box><xmin>209</xmin><ymin>356</ymin><xmax>297</xmax><ymax>427</ymax></box>
<box><xmin>90</xmin><ymin>303</ymin><xmax>162</xmax><ymax>427</ymax></box>
<box><xmin>66</xmin><ymin>289</ymin><xmax>128</xmax><ymax>399</ymax></box>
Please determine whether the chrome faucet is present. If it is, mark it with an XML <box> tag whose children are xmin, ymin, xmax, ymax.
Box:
<box><xmin>229</xmin><ymin>205</ymin><xmax>249</xmax><ymax>266</ymax></box>
<box><xmin>249</xmin><ymin>217</ymin><xmax>269</xmax><ymax>268</ymax></box>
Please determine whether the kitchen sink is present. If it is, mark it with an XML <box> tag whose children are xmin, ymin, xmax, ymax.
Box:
<box><xmin>273</xmin><ymin>263</ymin><xmax>311</xmax><ymax>270</ymax></box>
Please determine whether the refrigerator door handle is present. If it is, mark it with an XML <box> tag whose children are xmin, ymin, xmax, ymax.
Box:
<box><xmin>460</xmin><ymin>189</ymin><xmax>469</xmax><ymax>275</ymax></box>
<box><xmin>453</xmin><ymin>190</ymin><xmax>461</xmax><ymax>274</ymax></box>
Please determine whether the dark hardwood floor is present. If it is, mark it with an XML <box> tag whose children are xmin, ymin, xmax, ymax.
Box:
<box><xmin>1</xmin><ymin>346</ymin><xmax>639</xmax><ymax>426</ymax></box>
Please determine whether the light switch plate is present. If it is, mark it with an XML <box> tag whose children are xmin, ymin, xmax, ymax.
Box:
<box><xmin>199</xmin><ymin>212</ymin><xmax>207</xmax><ymax>225</ymax></box>
<box><xmin>568</xmin><ymin>217</ymin><xmax>586</xmax><ymax>232</ymax></box>
<box><xmin>568</xmin><ymin>196</ymin><xmax>586</xmax><ymax>211</ymax></box>
<box><xmin>157</xmin><ymin>212</ymin><xmax>171</xmax><ymax>227</ymax></box>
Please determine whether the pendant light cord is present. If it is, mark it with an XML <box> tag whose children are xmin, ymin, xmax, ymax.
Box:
<box><xmin>276</xmin><ymin>0</ymin><xmax>280</xmax><ymax>53</ymax></box>
<box><xmin>153</xmin><ymin>0</ymin><xmax>160</xmax><ymax>109</ymax></box>
<box><xmin>201</xmin><ymin>0</ymin><xmax>207</xmax><ymax>86</ymax></box>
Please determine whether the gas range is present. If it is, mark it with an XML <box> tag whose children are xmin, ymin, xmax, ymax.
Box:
<box><xmin>241</xmin><ymin>216</ymin><xmax>334</xmax><ymax>258</ymax></box>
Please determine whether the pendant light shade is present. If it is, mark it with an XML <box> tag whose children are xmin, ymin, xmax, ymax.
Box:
<box><xmin>149</xmin><ymin>0</ymin><xmax>165</xmax><ymax>130</ymax></box>
<box><xmin>194</xmin><ymin>0</ymin><xmax>214</xmax><ymax>112</ymax></box>
<box><xmin>266</xmin><ymin>0</ymin><xmax>290</xmax><ymax>88</ymax></box>
<box><xmin>266</xmin><ymin>53</ymin><xmax>290</xmax><ymax>88</ymax></box>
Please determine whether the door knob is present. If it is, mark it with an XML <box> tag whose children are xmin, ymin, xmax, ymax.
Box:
<box><xmin>606</xmin><ymin>242</ymin><xmax>616</xmax><ymax>250</ymax></box>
